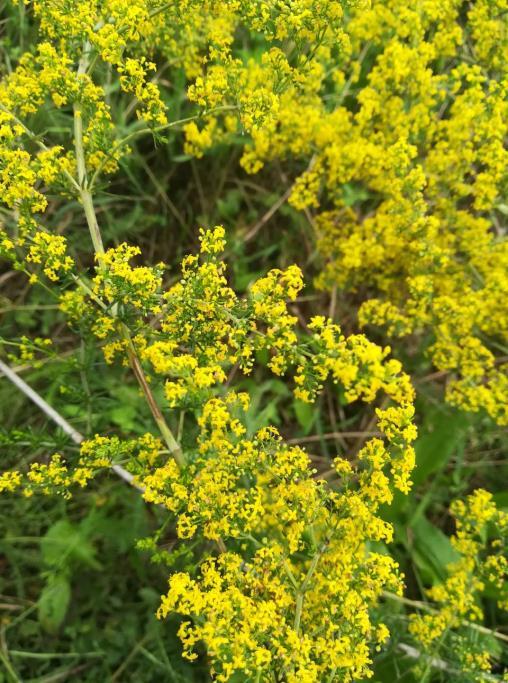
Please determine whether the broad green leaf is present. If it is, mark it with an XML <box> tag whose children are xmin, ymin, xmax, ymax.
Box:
<box><xmin>217</xmin><ymin>189</ymin><xmax>242</xmax><ymax>219</ymax></box>
<box><xmin>247</xmin><ymin>401</ymin><xmax>280</xmax><ymax>433</ymax></box>
<box><xmin>493</xmin><ymin>492</ymin><xmax>508</xmax><ymax>510</ymax></box>
<box><xmin>110</xmin><ymin>404</ymin><xmax>139</xmax><ymax>431</ymax></box>
<box><xmin>410</xmin><ymin>516</ymin><xmax>459</xmax><ymax>584</ymax></box>
<box><xmin>413</xmin><ymin>406</ymin><xmax>469</xmax><ymax>485</ymax></box>
<box><xmin>342</xmin><ymin>182</ymin><xmax>370</xmax><ymax>207</ymax></box>
<box><xmin>370</xmin><ymin>649</ymin><xmax>417</xmax><ymax>683</ymax></box>
<box><xmin>41</xmin><ymin>520</ymin><xmax>101</xmax><ymax>570</ymax></box>
<box><xmin>294</xmin><ymin>400</ymin><xmax>316</xmax><ymax>434</ymax></box>
<box><xmin>38</xmin><ymin>574</ymin><xmax>71</xmax><ymax>634</ymax></box>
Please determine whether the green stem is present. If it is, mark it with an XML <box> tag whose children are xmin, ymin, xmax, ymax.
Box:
<box><xmin>121</xmin><ymin>323</ymin><xmax>184</xmax><ymax>466</ymax></box>
<box><xmin>79</xmin><ymin>182</ymin><xmax>105</xmax><ymax>255</ymax></box>
<box><xmin>293</xmin><ymin>593</ymin><xmax>304</xmax><ymax>635</ymax></box>
<box><xmin>282</xmin><ymin>560</ymin><xmax>299</xmax><ymax>592</ymax></box>
<box><xmin>74</xmin><ymin>41</ymin><xmax>104</xmax><ymax>255</ymax></box>
<box><xmin>72</xmin><ymin>43</ymin><xmax>183</xmax><ymax>466</ymax></box>
<box><xmin>72</xmin><ymin>274</ymin><xmax>107</xmax><ymax>311</ymax></box>
<box><xmin>0</xmin><ymin>650</ymin><xmax>21</xmax><ymax>683</ymax></box>
<box><xmin>383</xmin><ymin>591</ymin><xmax>508</xmax><ymax>644</ymax></box>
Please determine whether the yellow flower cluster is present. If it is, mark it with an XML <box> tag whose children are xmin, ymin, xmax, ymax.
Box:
<box><xmin>26</xmin><ymin>232</ymin><xmax>74</xmax><ymax>282</ymax></box>
<box><xmin>28</xmin><ymin>0</ymin><xmax>167</xmax><ymax>126</ymax></box>
<box><xmin>2</xmin><ymin>227</ymin><xmax>418</xmax><ymax>681</ymax></box>
<box><xmin>53</xmin><ymin>226</ymin><xmax>417</xmax><ymax>503</ymax></box>
<box><xmin>150</xmin><ymin>390</ymin><xmax>409</xmax><ymax>681</ymax></box>
<box><xmin>93</xmin><ymin>243</ymin><xmax>164</xmax><ymax>316</ymax></box>
<box><xmin>1</xmin><ymin>3</ymin><xmax>505</xmax><ymax>680</ymax></box>
<box><xmin>1</xmin><ymin>432</ymin><xmax>163</xmax><ymax>497</ymax></box>
<box><xmin>0</xmin><ymin>0</ymin><xmax>360</xmax><ymax>317</ymax></box>
<box><xmin>0</xmin><ymin>0</ymin><xmax>169</xmax><ymax>280</ymax></box>
<box><xmin>0</xmin><ymin>114</ymin><xmax>70</xmax><ymax>266</ymax></box>
<box><xmin>122</xmin><ymin>228</ymin><xmax>416</xmax><ymax>478</ymax></box>
<box><xmin>409</xmin><ymin>489</ymin><xmax>508</xmax><ymax>678</ymax></box>
<box><xmin>158</xmin><ymin>545</ymin><xmax>399</xmax><ymax>682</ymax></box>
<box><xmin>156</xmin><ymin>0</ymin><xmax>355</xmax><ymax>133</ymax></box>
<box><xmin>185</xmin><ymin>0</ymin><xmax>508</xmax><ymax>425</ymax></box>
<box><xmin>0</xmin><ymin>470</ymin><xmax>22</xmax><ymax>493</ymax></box>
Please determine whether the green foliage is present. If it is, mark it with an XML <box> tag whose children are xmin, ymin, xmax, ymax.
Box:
<box><xmin>0</xmin><ymin>0</ymin><xmax>507</xmax><ymax>680</ymax></box>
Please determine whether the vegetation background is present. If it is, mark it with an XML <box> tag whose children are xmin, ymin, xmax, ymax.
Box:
<box><xmin>0</xmin><ymin>0</ymin><xmax>507</xmax><ymax>681</ymax></box>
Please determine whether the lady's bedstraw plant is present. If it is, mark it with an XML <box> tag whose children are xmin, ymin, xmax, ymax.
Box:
<box><xmin>410</xmin><ymin>489</ymin><xmax>508</xmax><ymax>680</ymax></box>
<box><xmin>0</xmin><ymin>1</ymin><xmax>507</xmax><ymax>681</ymax></box>
<box><xmin>0</xmin><ymin>0</ymin><xmax>359</xmax><ymax>272</ymax></box>
<box><xmin>184</xmin><ymin>0</ymin><xmax>508</xmax><ymax>426</ymax></box>
<box><xmin>2</xmin><ymin>224</ymin><xmax>419</xmax><ymax>681</ymax></box>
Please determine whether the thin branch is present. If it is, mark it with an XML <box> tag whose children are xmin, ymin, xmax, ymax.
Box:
<box><xmin>243</xmin><ymin>186</ymin><xmax>292</xmax><ymax>243</ymax></box>
<box><xmin>72</xmin><ymin>42</ymin><xmax>182</xmax><ymax>465</ymax></box>
<box><xmin>383</xmin><ymin>591</ymin><xmax>508</xmax><ymax>644</ymax></box>
<box><xmin>287</xmin><ymin>431</ymin><xmax>381</xmax><ymax>445</ymax></box>
<box><xmin>397</xmin><ymin>643</ymin><xmax>502</xmax><ymax>682</ymax></box>
<box><xmin>89</xmin><ymin>105</ymin><xmax>238</xmax><ymax>190</ymax></box>
<box><xmin>74</xmin><ymin>40</ymin><xmax>104</xmax><ymax>255</ymax></box>
<box><xmin>0</xmin><ymin>358</ymin><xmax>135</xmax><ymax>487</ymax></box>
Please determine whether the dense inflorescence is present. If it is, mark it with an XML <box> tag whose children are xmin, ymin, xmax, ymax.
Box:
<box><xmin>410</xmin><ymin>489</ymin><xmax>508</xmax><ymax>679</ymax></box>
<box><xmin>1</xmin><ymin>227</ymin><xmax>419</xmax><ymax>680</ymax></box>
<box><xmin>185</xmin><ymin>0</ymin><xmax>508</xmax><ymax>425</ymax></box>
<box><xmin>0</xmin><ymin>1</ymin><xmax>507</xmax><ymax>681</ymax></box>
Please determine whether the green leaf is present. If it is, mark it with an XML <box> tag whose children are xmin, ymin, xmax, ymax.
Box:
<box><xmin>171</xmin><ymin>154</ymin><xmax>192</xmax><ymax>163</ymax></box>
<box><xmin>247</xmin><ymin>401</ymin><xmax>281</xmax><ymax>433</ymax></box>
<box><xmin>410</xmin><ymin>516</ymin><xmax>459</xmax><ymax>584</ymax></box>
<box><xmin>413</xmin><ymin>406</ymin><xmax>469</xmax><ymax>485</ymax></box>
<box><xmin>341</xmin><ymin>182</ymin><xmax>370</xmax><ymax>207</ymax></box>
<box><xmin>294</xmin><ymin>400</ymin><xmax>316</xmax><ymax>435</ymax></box>
<box><xmin>217</xmin><ymin>189</ymin><xmax>242</xmax><ymax>219</ymax></box>
<box><xmin>241</xmin><ymin>378</ymin><xmax>290</xmax><ymax>434</ymax></box>
<box><xmin>41</xmin><ymin>520</ymin><xmax>102</xmax><ymax>571</ymax></box>
<box><xmin>38</xmin><ymin>574</ymin><xmax>71</xmax><ymax>634</ymax></box>
<box><xmin>493</xmin><ymin>491</ymin><xmax>508</xmax><ymax>510</ymax></box>
<box><xmin>370</xmin><ymin>649</ymin><xmax>417</xmax><ymax>683</ymax></box>
<box><xmin>110</xmin><ymin>404</ymin><xmax>139</xmax><ymax>431</ymax></box>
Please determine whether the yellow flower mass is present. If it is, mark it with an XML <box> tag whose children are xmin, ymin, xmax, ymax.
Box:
<box><xmin>0</xmin><ymin>0</ymin><xmax>506</xmax><ymax>680</ymax></box>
